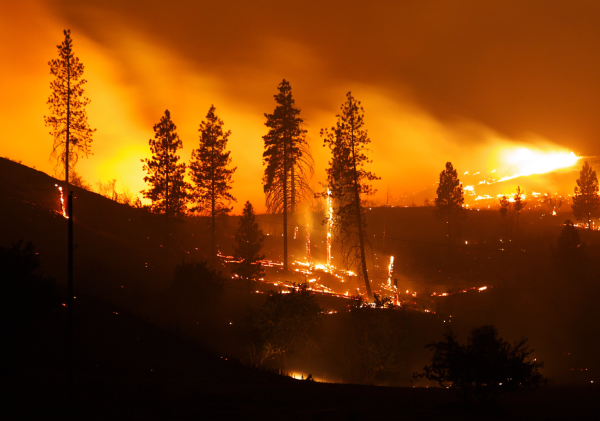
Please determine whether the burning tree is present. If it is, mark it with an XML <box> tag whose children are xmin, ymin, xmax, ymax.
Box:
<box><xmin>434</xmin><ymin>162</ymin><xmax>466</xmax><ymax>245</ymax></box>
<box><xmin>542</xmin><ymin>193</ymin><xmax>564</xmax><ymax>215</ymax></box>
<box><xmin>141</xmin><ymin>110</ymin><xmax>189</xmax><ymax>218</ymax></box>
<box><xmin>262</xmin><ymin>79</ymin><xmax>313</xmax><ymax>271</ymax></box>
<box><xmin>189</xmin><ymin>105</ymin><xmax>237</xmax><ymax>267</ymax></box>
<box><xmin>321</xmin><ymin>92</ymin><xmax>379</xmax><ymax>300</ymax></box>
<box><xmin>44</xmin><ymin>29</ymin><xmax>96</xmax><ymax>199</ymax></box>
<box><xmin>572</xmin><ymin>161</ymin><xmax>599</xmax><ymax>229</ymax></box>
<box><xmin>499</xmin><ymin>187</ymin><xmax>526</xmax><ymax>243</ymax></box>
<box><xmin>232</xmin><ymin>201</ymin><xmax>265</xmax><ymax>281</ymax></box>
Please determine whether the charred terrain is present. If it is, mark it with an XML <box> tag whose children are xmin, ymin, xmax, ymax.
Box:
<box><xmin>1</xmin><ymin>157</ymin><xmax>599</xmax><ymax>420</ymax></box>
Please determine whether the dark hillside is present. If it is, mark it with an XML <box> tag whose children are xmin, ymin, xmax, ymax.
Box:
<box><xmin>1</xmin><ymin>158</ymin><xmax>599</xmax><ymax>418</ymax></box>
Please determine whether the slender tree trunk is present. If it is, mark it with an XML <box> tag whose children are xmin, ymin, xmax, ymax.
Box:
<box><xmin>65</xmin><ymin>59</ymin><xmax>73</xmax><ymax>399</ymax></box>
<box><xmin>65</xmin><ymin>58</ymin><xmax>71</xmax><ymax>209</ymax></box>
<box><xmin>588</xmin><ymin>213</ymin><xmax>591</xmax><ymax>230</ymax></box>
<box><xmin>350</xmin><ymin>129</ymin><xmax>372</xmax><ymax>300</ymax></box>
<box><xmin>283</xmin><ymin>133</ymin><xmax>288</xmax><ymax>271</ymax></box>
<box><xmin>67</xmin><ymin>192</ymin><xmax>74</xmax><ymax>400</ymax></box>
<box><xmin>516</xmin><ymin>213</ymin><xmax>519</xmax><ymax>245</ymax></box>
<box><xmin>290</xmin><ymin>164</ymin><xmax>295</xmax><ymax>240</ymax></box>
<box><xmin>211</xmin><ymin>144</ymin><xmax>216</xmax><ymax>268</ymax></box>
<box><xmin>165</xmin><ymin>148</ymin><xmax>170</xmax><ymax>252</ymax></box>
<box><xmin>291</xmin><ymin>164</ymin><xmax>295</xmax><ymax>213</ymax></box>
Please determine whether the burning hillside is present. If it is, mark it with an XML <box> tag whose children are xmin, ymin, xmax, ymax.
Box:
<box><xmin>397</xmin><ymin>147</ymin><xmax>593</xmax><ymax>209</ymax></box>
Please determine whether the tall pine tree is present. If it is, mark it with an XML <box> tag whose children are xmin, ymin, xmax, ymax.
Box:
<box><xmin>263</xmin><ymin>79</ymin><xmax>313</xmax><ymax>271</ymax></box>
<box><xmin>321</xmin><ymin>92</ymin><xmax>379</xmax><ymax>300</ymax></box>
<box><xmin>189</xmin><ymin>105</ymin><xmax>237</xmax><ymax>267</ymax></box>
<box><xmin>572</xmin><ymin>161</ymin><xmax>599</xmax><ymax>229</ymax></box>
<box><xmin>232</xmin><ymin>201</ymin><xmax>265</xmax><ymax>281</ymax></box>
<box><xmin>141</xmin><ymin>110</ymin><xmax>189</xmax><ymax>218</ymax></box>
<box><xmin>44</xmin><ymin>29</ymin><xmax>95</xmax><ymax>201</ymax></box>
<box><xmin>434</xmin><ymin>162</ymin><xmax>466</xmax><ymax>245</ymax></box>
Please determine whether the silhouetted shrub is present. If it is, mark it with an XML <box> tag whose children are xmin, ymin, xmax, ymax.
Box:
<box><xmin>172</xmin><ymin>259</ymin><xmax>225</xmax><ymax>298</ymax></box>
<box><xmin>244</xmin><ymin>283</ymin><xmax>322</xmax><ymax>367</ymax></box>
<box><xmin>338</xmin><ymin>303</ymin><xmax>407</xmax><ymax>383</ymax></box>
<box><xmin>1</xmin><ymin>239</ymin><xmax>58</xmax><ymax>318</ymax></box>
<box><xmin>415</xmin><ymin>325</ymin><xmax>543</xmax><ymax>407</ymax></box>
<box><xmin>1</xmin><ymin>240</ymin><xmax>59</xmax><ymax>372</ymax></box>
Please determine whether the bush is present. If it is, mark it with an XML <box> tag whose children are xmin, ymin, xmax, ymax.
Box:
<box><xmin>338</xmin><ymin>299</ymin><xmax>406</xmax><ymax>383</ymax></box>
<box><xmin>173</xmin><ymin>259</ymin><xmax>225</xmax><ymax>298</ymax></box>
<box><xmin>415</xmin><ymin>325</ymin><xmax>543</xmax><ymax>407</ymax></box>
<box><xmin>244</xmin><ymin>283</ymin><xmax>322</xmax><ymax>367</ymax></box>
<box><xmin>1</xmin><ymin>240</ymin><xmax>59</xmax><ymax>373</ymax></box>
<box><xmin>0</xmin><ymin>239</ymin><xmax>58</xmax><ymax>318</ymax></box>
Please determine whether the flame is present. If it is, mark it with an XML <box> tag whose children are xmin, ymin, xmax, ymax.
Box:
<box><xmin>55</xmin><ymin>184</ymin><xmax>68</xmax><ymax>218</ymax></box>
<box><xmin>501</xmin><ymin>148</ymin><xmax>579</xmax><ymax>178</ymax></box>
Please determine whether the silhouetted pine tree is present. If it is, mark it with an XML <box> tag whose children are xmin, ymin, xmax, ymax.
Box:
<box><xmin>572</xmin><ymin>161</ymin><xmax>599</xmax><ymax>229</ymax></box>
<box><xmin>434</xmin><ymin>162</ymin><xmax>466</xmax><ymax>245</ymax></box>
<box><xmin>499</xmin><ymin>195</ymin><xmax>513</xmax><ymax>241</ymax></box>
<box><xmin>189</xmin><ymin>105</ymin><xmax>237</xmax><ymax>267</ymax></box>
<box><xmin>513</xmin><ymin>186</ymin><xmax>526</xmax><ymax>244</ymax></box>
<box><xmin>321</xmin><ymin>92</ymin><xmax>379</xmax><ymax>300</ymax></box>
<box><xmin>141</xmin><ymin>110</ymin><xmax>189</xmax><ymax>218</ymax></box>
<box><xmin>262</xmin><ymin>79</ymin><xmax>313</xmax><ymax>270</ymax></box>
<box><xmin>44</xmin><ymin>29</ymin><xmax>95</xmax><ymax>202</ymax></box>
<box><xmin>232</xmin><ymin>201</ymin><xmax>265</xmax><ymax>281</ymax></box>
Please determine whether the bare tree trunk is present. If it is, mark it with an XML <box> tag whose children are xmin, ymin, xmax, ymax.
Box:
<box><xmin>291</xmin><ymin>164</ymin><xmax>295</xmax><ymax>214</ymax></box>
<box><xmin>65</xmin><ymin>59</ymin><xmax>73</xmax><ymax>401</ymax></box>
<box><xmin>283</xmin><ymin>132</ymin><xmax>288</xmax><ymax>271</ymax></box>
<box><xmin>165</xmin><ymin>146</ymin><xmax>170</xmax><ymax>253</ymax></box>
<box><xmin>350</xmin><ymin>130</ymin><xmax>372</xmax><ymax>300</ymax></box>
<box><xmin>211</xmin><ymin>183</ymin><xmax>216</xmax><ymax>269</ymax></box>
<box><xmin>65</xmin><ymin>57</ymin><xmax>71</xmax><ymax>210</ymax></box>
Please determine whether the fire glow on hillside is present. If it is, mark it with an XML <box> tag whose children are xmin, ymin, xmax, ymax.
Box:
<box><xmin>454</xmin><ymin>148</ymin><xmax>582</xmax><ymax>208</ymax></box>
<box><xmin>499</xmin><ymin>149</ymin><xmax>580</xmax><ymax>181</ymax></box>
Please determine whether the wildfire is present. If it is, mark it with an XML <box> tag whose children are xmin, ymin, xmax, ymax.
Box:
<box><xmin>500</xmin><ymin>148</ymin><xmax>579</xmax><ymax>180</ymax></box>
<box><xmin>464</xmin><ymin>148</ymin><xmax>580</xmax><ymax>204</ymax></box>
<box><xmin>55</xmin><ymin>184</ymin><xmax>68</xmax><ymax>218</ymax></box>
<box><xmin>432</xmin><ymin>285</ymin><xmax>490</xmax><ymax>297</ymax></box>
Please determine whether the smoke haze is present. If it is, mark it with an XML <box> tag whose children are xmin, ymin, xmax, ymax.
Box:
<box><xmin>2</xmin><ymin>0</ymin><xmax>599</xmax><ymax>212</ymax></box>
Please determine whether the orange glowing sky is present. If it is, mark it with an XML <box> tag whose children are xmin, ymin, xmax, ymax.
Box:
<box><xmin>2</xmin><ymin>1</ymin><xmax>600</xmax><ymax>213</ymax></box>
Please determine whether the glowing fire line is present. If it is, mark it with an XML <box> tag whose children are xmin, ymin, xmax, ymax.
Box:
<box><xmin>55</xmin><ymin>184</ymin><xmax>68</xmax><ymax>218</ymax></box>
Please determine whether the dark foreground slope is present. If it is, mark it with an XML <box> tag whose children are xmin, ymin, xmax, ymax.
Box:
<box><xmin>1</xmin><ymin>158</ymin><xmax>599</xmax><ymax>419</ymax></box>
<box><xmin>2</xmin><ymin>283</ymin><xmax>598</xmax><ymax>421</ymax></box>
